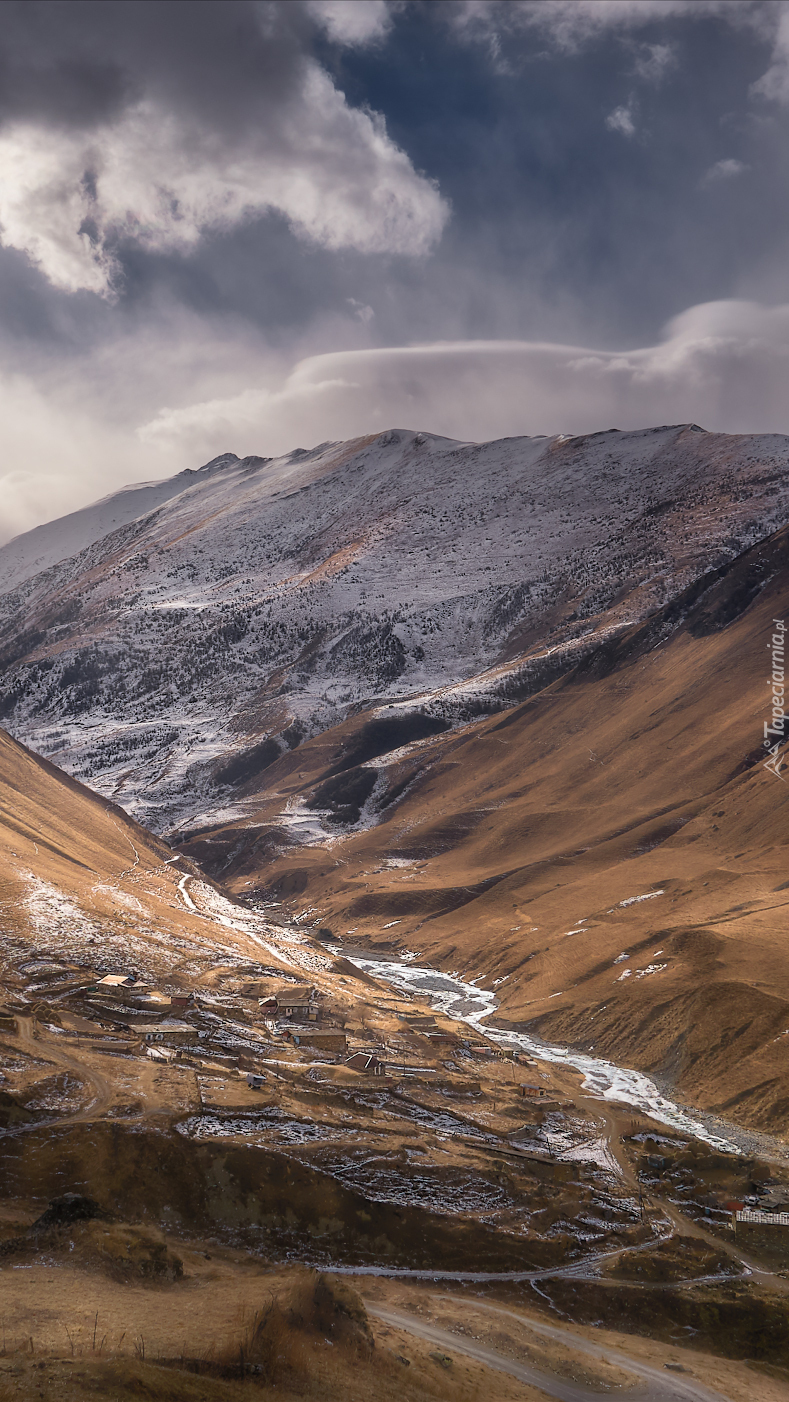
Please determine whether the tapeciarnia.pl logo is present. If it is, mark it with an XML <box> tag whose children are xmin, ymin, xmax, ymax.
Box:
<box><xmin>764</xmin><ymin>618</ymin><xmax>786</xmax><ymax>780</ymax></box>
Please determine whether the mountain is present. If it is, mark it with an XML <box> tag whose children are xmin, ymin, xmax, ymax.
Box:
<box><xmin>1</xmin><ymin>424</ymin><xmax>788</xmax><ymax>838</ymax></box>
<box><xmin>0</xmin><ymin>460</ymin><xmax>236</xmax><ymax>596</ymax></box>
<box><xmin>4</xmin><ymin>423</ymin><xmax>789</xmax><ymax>1373</ymax></box>
<box><xmin>177</xmin><ymin>518</ymin><xmax>789</xmax><ymax>1133</ymax></box>
<box><xmin>0</xmin><ymin>724</ymin><xmax>306</xmax><ymax>983</ymax></box>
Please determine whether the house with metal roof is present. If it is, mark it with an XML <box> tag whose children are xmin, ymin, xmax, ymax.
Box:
<box><xmin>345</xmin><ymin>1051</ymin><xmax>385</xmax><ymax>1076</ymax></box>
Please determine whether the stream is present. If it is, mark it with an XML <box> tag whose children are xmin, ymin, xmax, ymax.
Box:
<box><xmin>333</xmin><ymin>949</ymin><xmax>743</xmax><ymax>1153</ymax></box>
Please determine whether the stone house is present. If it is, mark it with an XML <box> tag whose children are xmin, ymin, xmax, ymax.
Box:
<box><xmin>273</xmin><ymin>986</ymin><xmax>317</xmax><ymax>1020</ymax></box>
<box><xmin>292</xmin><ymin>1030</ymin><xmax>347</xmax><ymax>1054</ymax></box>
<box><xmin>138</xmin><ymin>1021</ymin><xmax>194</xmax><ymax>1045</ymax></box>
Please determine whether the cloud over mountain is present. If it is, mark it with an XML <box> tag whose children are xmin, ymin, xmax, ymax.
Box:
<box><xmin>141</xmin><ymin>300</ymin><xmax>789</xmax><ymax>459</ymax></box>
<box><xmin>1</xmin><ymin>2</ymin><xmax>789</xmax><ymax>541</ymax></box>
<box><xmin>0</xmin><ymin>7</ymin><xmax>446</xmax><ymax>297</ymax></box>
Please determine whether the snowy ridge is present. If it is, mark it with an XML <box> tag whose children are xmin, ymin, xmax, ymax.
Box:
<box><xmin>1</xmin><ymin>424</ymin><xmax>788</xmax><ymax>831</ymax></box>
<box><xmin>0</xmin><ymin>454</ymin><xmax>243</xmax><ymax>597</ymax></box>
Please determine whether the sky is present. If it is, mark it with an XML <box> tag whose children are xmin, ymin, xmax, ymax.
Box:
<box><xmin>2</xmin><ymin>0</ymin><xmax>789</xmax><ymax>542</ymax></box>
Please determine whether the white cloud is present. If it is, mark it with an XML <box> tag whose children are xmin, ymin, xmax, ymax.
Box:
<box><xmin>0</xmin><ymin>62</ymin><xmax>448</xmax><ymax>297</ymax></box>
<box><xmin>309</xmin><ymin>0</ymin><xmax>393</xmax><ymax>46</ymax></box>
<box><xmin>633</xmin><ymin>42</ymin><xmax>676</xmax><ymax>83</ymax></box>
<box><xmin>0</xmin><ymin>371</ymin><xmax>172</xmax><ymax>543</ymax></box>
<box><xmin>454</xmin><ymin>1</ymin><xmax>789</xmax><ymax>105</ymax></box>
<box><xmin>702</xmin><ymin>157</ymin><xmax>748</xmax><ymax>183</ymax></box>
<box><xmin>0</xmin><ymin>305</ymin><xmax>287</xmax><ymax>543</ymax></box>
<box><xmin>3</xmin><ymin>297</ymin><xmax>789</xmax><ymax>544</ymax></box>
<box><xmin>751</xmin><ymin>4</ymin><xmax>789</xmax><ymax>102</ymax></box>
<box><xmin>137</xmin><ymin>299</ymin><xmax>789</xmax><ymax>463</ymax></box>
<box><xmin>606</xmin><ymin>103</ymin><xmax>636</xmax><ymax>136</ymax></box>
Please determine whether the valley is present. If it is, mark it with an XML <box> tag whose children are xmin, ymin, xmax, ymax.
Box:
<box><xmin>179</xmin><ymin>511</ymin><xmax>789</xmax><ymax>1140</ymax></box>
<box><xmin>1</xmin><ymin>425</ymin><xmax>789</xmax><ymax>1398</ymax></box>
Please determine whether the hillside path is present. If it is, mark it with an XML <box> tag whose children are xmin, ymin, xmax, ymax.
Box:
<box><xmin>577</xmin><ymin>1094</ymin><xmax>789</xmax><ymax>1292</ymax></box>
<box><xmin>368</xmin><ymin>1301</ymin><xmax>730</xmax><ymax>1402</ymax></box>
<box><xmin>17</xmin><ymin>1016</ymin><xmax>114</xmax><ymax>1123</ymax></box>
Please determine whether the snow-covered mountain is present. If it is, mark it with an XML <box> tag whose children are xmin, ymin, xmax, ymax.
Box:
<box><xmin>0</xmin><ymin>460</ymin><xmax>234</xmax><ymax>596</ymax></box>
<box><xmin>1</xmin><ymin>423</ymin><xmax>788</xmax><ymax>832</ymax></box>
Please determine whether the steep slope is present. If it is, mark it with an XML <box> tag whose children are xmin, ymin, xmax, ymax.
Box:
<box><xmin>1</xmin><ymin>425</ymin><xmax>788</xmax><ymax>832</ymax></box>
<box><xmin>0</xmin><ymin>457</ymin><xmax>240</xmax><ymax>596</ymax></box>
<box><xmin>0</xmin><ymin>726</ymin><xmax>318</xmax><ymax>984</ymax></box>
<box><xmin>179</xmin><ymin>522</ymin><xmax>789</xmax><ymax>1133</ymax></box>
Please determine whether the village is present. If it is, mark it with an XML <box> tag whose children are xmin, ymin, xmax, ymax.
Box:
<box><xmin>3</xmin><ymin>945</ymin><xmax>789</xmax><ymax>1279</ymax></box>
<box><xmin>0</xmin><ymin>947</ymin><xmax>665</xmax><ymax>1281</ymax></box>
<box><xmin>0</xmin><ymin>954</ymin><xmax>568</xmax><ymax>1128</ymax></box>
<box><xmin>5</xmin><ymin>938</ymin><xmax>789</xmax><ymax>1402</ymax></box>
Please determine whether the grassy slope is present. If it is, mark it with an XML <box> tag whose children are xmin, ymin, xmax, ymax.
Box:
<box><xmin>0</xmin><ymin>727</ymin><xmax>292</xmax><ymax>979</ymax></box>
<box><xmin>184</xmin><ymin>526</ymin><xmax>789</xmax><ymax>1133</ymax></box>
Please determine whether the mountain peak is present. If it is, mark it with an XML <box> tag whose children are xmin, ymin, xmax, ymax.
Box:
<box><xmin>191</xmin><ymin>452</ymin><xmax>240</xmax><ymax>473</ymax></box>
<box><xmin>2</xmin><ymin>424</ymin><xmax>789</xmax><ymax>831</ymax></box>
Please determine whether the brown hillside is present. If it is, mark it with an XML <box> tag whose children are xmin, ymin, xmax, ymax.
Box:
<box><xmin>0</xmin><ymin>727</ymin><xmax>295</xmax><ymax>978</ymax></box>
<box><xmin>179</xmin><ymin>524</ymin><xmax>789</xmax><ymax>1134</ymax></box>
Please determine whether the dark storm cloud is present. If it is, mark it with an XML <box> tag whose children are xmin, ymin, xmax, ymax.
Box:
<box><xmin>1</xmin><ymin>1</ymin><xmax>789</xmax><ymax>543</ymax></box>
<box><xmin>0</xmin><ymin>1</ymin><xmax>446</xmax><ymax>296</ymax></box>
<box><xmin>326</xmin><ymin>0</ymin><xmax>789</xmax><ymax>346</ymax></box>
<box><xmin>0</xmin><ymin>1</ymin><xmax>302</xmax><ymax>130</ymax></box>
<box><xmin>0</xmin><ymin>50</ymin><xmax>130</xmax><ymax>130</ymax></box>
<box><xmin>0</xmin><ymin>0</ymin><xmax>785</xmax><ymax>334</ymax></box>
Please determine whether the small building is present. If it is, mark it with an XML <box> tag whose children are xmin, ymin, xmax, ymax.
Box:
<box><xmin>169</xmin><ymin>991</ymin><xmax>194</xmax><ymax>1010</ymax></box>
<box><xmin>734</xmin><ymin>1209</ymin><xmax>789</xmax><ymax>1264</ymax></box>
<box><xmin>274</xmin><ymin>986</ymin><xmax>317</xmax><ymax>1020</ymax></box>
<box><xmin>246</xmin><ymin>1072</ymin><xmax>266</xmax><ymax>1089</ymax></box>
<box><xmin>292</xmin><ymin>1030</ymin><xmax>347</xmax><ymax>1054</ymax></box>
<box><xmin>95</xmin><ymin>974</ymin><xmax>137</xmax><ymax>991</ymax></box>
<box><xmin>346</xmin><ymin>1052</ymin><xmax>385</xmax><ymax>1076</ymax></box>
<box><xmin>83</xmin><ymin>996</ymin><xmax>167</xmax><ymax>1025</ymax></box>
<box><xmin>138</xmin><ymin>1020</ymin><xmax>194</xmax><ymax>1045</ymax></box>
<box><xmin>520</xmin><ymin>1083</ymin><xmax>550</xmax><ymax>1098</ymax></box>
<box><xmin>91</xmin><ymin>977</ymin><xmax>155</xmax><ymax>1008</ymax></box>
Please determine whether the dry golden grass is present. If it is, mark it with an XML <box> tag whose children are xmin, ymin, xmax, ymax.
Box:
<box><xmin>0</xmin><ymin>726</ymin><xmax>298</xmax><ymax>983</ymax></box>
<box><xmin>202</xmin><ymin>525</ymin><xmax>789</xmax><ymax>1135</ymax></box>
<box><xmin>0</xmin><ymin>1270</ymin><xmax>525</xmax><ymax>1402</ymax></box>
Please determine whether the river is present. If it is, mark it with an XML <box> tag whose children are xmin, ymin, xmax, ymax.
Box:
<box><xmin>333</xmin><ymin>948</ymin><xmax>744</xmax><ymax>1153</ymax></box>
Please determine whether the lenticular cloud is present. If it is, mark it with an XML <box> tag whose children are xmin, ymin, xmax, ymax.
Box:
<box><xmin>140</xmin><ymin>299</ymin><xmax>789</xmax><ymax>457</ymax></box>
<box><xmin>0</xmin><ymin>62</ymin><xmax>448</xmax><ymax>297</ymax></box>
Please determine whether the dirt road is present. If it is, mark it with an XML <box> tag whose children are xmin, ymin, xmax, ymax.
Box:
<box><xmin>578</xmin><ymin>1094</ymin><xmax>789</xmax><ymax>1290</ymax></box>
<box><xmin>16</xmin><ymin>1016</ymin><xmax>115</xmax><ymax>1123</ymax></box>
<box><xmin>368</xmin><ymin>1301</ymin><xmax>730</xmax><ymax>1402</ymax></box>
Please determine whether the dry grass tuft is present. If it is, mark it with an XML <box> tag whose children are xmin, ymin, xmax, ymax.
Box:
<box><xmin>78</xmin><ymin>1223</ymin><xmax>184</xmax><ymax>1283</ymax></box>
<box><xmin>164</xmin><ymin>1270</ymin><xmax>372</xmax><ymax>1384</ymax></box>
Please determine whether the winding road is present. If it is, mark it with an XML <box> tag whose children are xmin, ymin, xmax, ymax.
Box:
<box><xmin>16</xmin><ymin>1016</ymin><xmax>114</xmax><ymax>1124</ymax></box>
<box><xmin>578</xmin><ymin>1095</ymin><xmax>789</xmax><ymax>1291</ymax></box>
<box><xmin>368</xmin><ymin>1301</ymin><xmax>729</xmax><ymax>1402</ymax></box>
